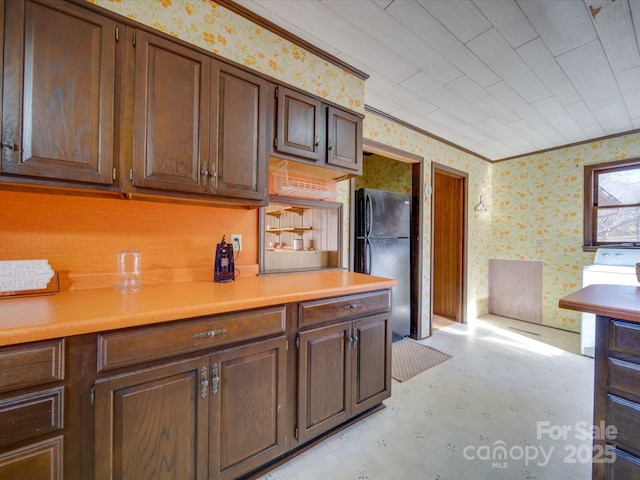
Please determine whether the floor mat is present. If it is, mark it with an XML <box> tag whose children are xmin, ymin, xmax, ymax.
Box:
<box><xmin>392</xmin><ymin>338</ymin><xmax>452</xmax><ymax>382</ymax></box>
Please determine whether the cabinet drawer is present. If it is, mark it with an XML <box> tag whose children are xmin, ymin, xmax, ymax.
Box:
<box><xmin>607</xmin><ymin>447</ymin><xmax>640</xmax><ymax>479</ymax></box>
<box><xmin>609</xmin><ymin>320</ymin><xmax>640</xmax><ymax>356</ymax></box>
<box><xmin>0</xmin><ymin>339</ymin><xmax>64</xmax><ymax>394</ymax></box>
<box><xmin>0</xmin><ymin>387</ymin><xmax>64</xmax><ymax>447</ymax></box>
<box><xmin>609</xmin><ymin>357</ymin><xmax>640</xmax><ymax>400</ymax></box>
<box><xmin>97</xmin><ymin>306</ymin><xmax>286</xmax><ymax>371</ymax></box>
<box><xmin>299</xmin><ymin>290</ymin><xmax>390</xmax><ymax>328</ymax></box>
<box><xmin>606</xmin><ymin>394</ymin><xmax>640</xmax><ymax>455</ymax></box>
<box><xmin>0</xmin><ymin>435</ymin><xmax>63</xmax><ymax>479</ymax></box>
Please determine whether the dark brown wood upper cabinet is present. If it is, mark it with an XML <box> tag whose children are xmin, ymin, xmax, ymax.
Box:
<box><xmin>275</xmin><ymin>86</ymin><xmax>325</xmax><ymax>163</ymax></box>
<box><xmin>327</xmin><ymin>106</ymin><xmax>362</xmax><ymax>173</ymax></box>
<box><xmin>131</xmin><ymin>29</ymin><xmax>210</xmax><ymax>194</ymax></box>
<box><xmin>1</xmin><ymin>0</ymin><xmax>116</xmax><ymax>186</ymax></box>
<box><xmin>273</xmin><ymin>86</ymin><xmax>363</xmax><ymax>176</ymax></box>
<box><xmin>211</xmin><ymin>62</ymin><xmax>270</xmax><ymax>202</ymax></box>
<box><xmin>129</xmin><ymin>29</ymin><xmax>270</xmax><ymax>205</ymax></box>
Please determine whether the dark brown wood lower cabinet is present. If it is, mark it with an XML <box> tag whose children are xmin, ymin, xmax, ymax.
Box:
<box><xmin>0</xmin><ymin>338</ymin><xmax>66</xmax><ymax>480</ymax></box>
<box><xmin>94</xmin><ymin>337</ymin><xmax>287</xmax><ymax>480</ymax></box>
<box><xmin>209</xmin><ymin>337</ymin><xmax>287</xmax><ymax>480</ymax></box>
<box><xmin>94</xmin><ymin>356</ymin><xmax>209</xmax><ymax>480</ymax></box>
<box><xmin>351</xmin><ymin>314</ymin><xmax>392</xmax><ymax>416</ymax></box>
<box><xmin>594</xmin><ymin>317</ymin><xmax>640</xmax><ymax>479</ymax></box>
<box><xmin>297</xmin><ymin>322</ymin><xmax>351</xmax><ymax>444</ymax></box>
<box><xmin>297</xmin><ymin>312</ymin><xmax>391</xmax><ymax>444</ymax></box>
<box><xmin>0</xmin><ymin>435</ymin><xmax>63</xmax><ymax>480</ymax></box>
<box><xmin>1</xmin><ymin>291</ymin><xmax>391</xmax><ymax>479</ymax></box>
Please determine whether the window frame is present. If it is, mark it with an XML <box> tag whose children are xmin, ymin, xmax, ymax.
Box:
<box><xmin>584</xmin><ymin>157</ymin><xmax>640</xmax><ymax>251</ymax></box>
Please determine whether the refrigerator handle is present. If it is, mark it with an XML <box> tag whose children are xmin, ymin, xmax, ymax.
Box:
<box><xmin>365</xmin><ymin>194</ymin><xmax>372</xmax><ymax>237</ymax></box>
<box><xmin>365</xmin><ymin>239</ymin><xmax>371</xmax><ymax>275</ymax></box>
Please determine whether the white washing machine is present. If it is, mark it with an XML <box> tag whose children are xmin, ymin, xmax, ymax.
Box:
<box><xmin>581</xmin><ymin>248</ymin><xmax>640</xmax><ymax>357</ymax></box>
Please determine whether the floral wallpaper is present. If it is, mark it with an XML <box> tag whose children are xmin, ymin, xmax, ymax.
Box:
<box><xmin>363</xmin><ymin>113</ymin><xmax>640</xmax><ymax>334</ymax></box>
<box><xmin>88</xmin><ymin>0</ymin><xmax>640</xmax><ymax>335</ymax></box>
<box><xmin>355</xmin><ymin>155</ymin><xmax>412</xmax><ymax>194</ymax></box>
<box><xmin>492</xmin><ymin>132</ymin><xmax>640</xmax><ymax>332</ymax></box>
<box><xmin>364</xmin><ymin>112</ymin><xmax>493</xmax><ymax>337</ymax></box>
<box><xmin>88</xmin><ymin>0</ymin><xmax>364</xmax><ymax>113</ymax></box>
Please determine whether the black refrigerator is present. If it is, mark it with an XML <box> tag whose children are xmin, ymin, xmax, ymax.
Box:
<box><xmin>354</xmin><ymin>188</ymin><xmax>411</xmax><ymax>341</ymax></box>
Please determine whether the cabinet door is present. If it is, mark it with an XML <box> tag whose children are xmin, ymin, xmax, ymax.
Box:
<box><xmin>131</xmin><ymin>30</ymin><xmax>210</xmax><ymax>194</ymax></box>
<box><xmin>326</xmin><ymin>106</ymin><xmax>362</xmax><ymax>174</ymax></box>
<box><xmin>2</xmin><ymin>0</ymin><xmax>115</xmax><ymax>185</ymax></box>
<box><xmin>211</xmin><ymin>62</ymin><xmax>269</xmax><ymax>203</ymax></box>
<box><xmin>297</xmin><ymin>322</ymin><xmax>351</xmax><ymax>443</ymax></box>
<box><xmin>351</xmin><ymin>313</ymin><xmax>391</xmax><ymax>416</ymax></box>
<box><xmin>94</xmin><ymin>356</ymin><xmax>209</xmax><ymax>480</ymax></box>
<box><xmin>275</xmin><ymin>87</ymin><xmax>324</xmax><ymax>163</ymax></box>
<box><xmin>209</xmin><ymin>337</ymin><xmax>287</xmax><ymax>480</ymax></box>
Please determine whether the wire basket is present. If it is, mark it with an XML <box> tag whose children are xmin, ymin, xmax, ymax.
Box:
<box><xmin>272</xmin><ymin>163</ymin><xmax>336</xmax><ymax>199</ymax></box>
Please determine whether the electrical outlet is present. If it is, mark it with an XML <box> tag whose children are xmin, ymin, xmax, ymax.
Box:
<box><xmin>230</xmin><ymin>234</ymin><xmax>242</xmax><ymax>252</ymax></box>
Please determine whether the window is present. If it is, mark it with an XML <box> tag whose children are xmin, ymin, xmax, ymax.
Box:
<box><xmin>584</xmin><ymin>158</ymin><xmax>640</xmax><ymax>249</ymax></box>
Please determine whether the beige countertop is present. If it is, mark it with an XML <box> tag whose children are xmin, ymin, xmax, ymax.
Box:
<box><xmin>0</xmin><ymin>271</ymin><xmax>397</xmax><ymax>347</ymax></box>
<box><xmin>559</xmin><ymin>284</ymin><xmax>640</xmax><ymax>323</ymax></box>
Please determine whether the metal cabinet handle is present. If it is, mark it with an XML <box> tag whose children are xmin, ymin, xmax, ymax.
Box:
<box><xmin>314</xmin><ymin>134</ymin><xmax>320</xmax><ymax>147</ymax></box>
<box><xmin>193</xmin><ymin>328</ymin><xmax>227</xmax><ymax>340</ymax></box>
<box><xmin>199</xmin><ymin>366</ymin><xmax>208</xmax><ymax>398</ymax></box>
<box><xmin>211</xmin><ymin>363</ymin><xmax>220</xmax><ymax>395</ymax></box>
<box><xmin>2</xmin><ymin>128</ymin><xmax>18</xmax><ymax>158</ymax></box>
<box><xmin>352</xmin><ymin>330</ymin><xmax>358</xmax><ymax>350</ymax></box>
<box><xmin>201</xmin><ymin>166</ymin><xmax>209</xmax><ymax>186</ymax></box>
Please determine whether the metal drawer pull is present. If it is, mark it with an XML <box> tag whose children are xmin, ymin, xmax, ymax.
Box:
<box><xmin>342</xmin><ymin>303</ymin><xmax>362</xmax><ymax>311</ymax></box>
<box><xmin>193</xmin><ymin>328</ymin><xmax>227</xmax><ymax>340</ymax></box>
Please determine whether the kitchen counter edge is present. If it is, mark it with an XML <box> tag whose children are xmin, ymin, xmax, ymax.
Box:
<box><xmin>558</xmin><ymin>284</ymin><xmax>640</xmax><ymax>323</ymax></box>
<box><xmin>0</xmin><ymin>271</ymin><xmax>398</xmax><ymax>347</ymax></box>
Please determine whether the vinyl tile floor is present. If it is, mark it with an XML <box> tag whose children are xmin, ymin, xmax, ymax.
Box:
<box><xmin>258</xmin><ymin>316</ymin><xmax>593</xmax><ymax>480</ymax></box>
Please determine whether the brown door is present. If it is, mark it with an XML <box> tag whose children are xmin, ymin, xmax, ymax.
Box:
<box><xmin>432</xmin><ymin>166</ymin><xmax>465</xmax><ymax>323</ymax></box>
<box><xmin>2</xmin><ymin>0</ymin><xmax>116</xmax><ymax>185</ymax></box>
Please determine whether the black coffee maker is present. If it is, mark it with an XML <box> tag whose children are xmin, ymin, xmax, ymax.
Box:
<box><xmin>214</xmin><ymin>235</ymin><xmax>235</xmax><ymax>283</ymax></box>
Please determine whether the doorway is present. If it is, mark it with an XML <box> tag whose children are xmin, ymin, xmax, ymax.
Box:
<box><xmin>432</xmin><ymin>164</ymin><xmax>466</xmax><ymax>324</ymax></box>
<box><xmin>354</xmin><ymin>139</ymin><xmax>424</xmax><ymax>338</ymax></box>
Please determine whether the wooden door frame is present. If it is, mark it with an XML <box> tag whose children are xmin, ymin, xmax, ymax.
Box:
<box><xmin>352</xmin><ymin>139</ymin><xmax>424</xmax><ymax>339</ymax></box>
<box><xmin>430</xmin><ymin>162</ymin><xmax>467</xmax><ymax>332</ymax></box>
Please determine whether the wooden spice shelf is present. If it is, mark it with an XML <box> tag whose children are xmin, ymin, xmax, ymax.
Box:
<box><xmin>265</xmin><ymin>227</ymin><xmax>313</xmax><ymax>235</ymax></box>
